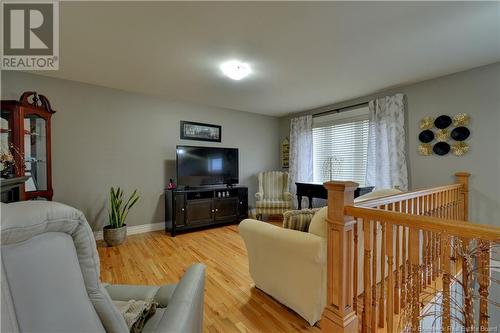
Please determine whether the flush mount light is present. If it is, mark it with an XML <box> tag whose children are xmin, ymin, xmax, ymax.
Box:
<box><xmin>220</xmin><ymin>60</ymin><xmax>251</xmax><ymax>81</ymax></box>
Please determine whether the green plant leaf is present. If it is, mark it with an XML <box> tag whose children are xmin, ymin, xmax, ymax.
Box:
<box><xmin>108</xmin><ymin>187</ymin><xmax>140</xmax><ymax>228</ymax></box>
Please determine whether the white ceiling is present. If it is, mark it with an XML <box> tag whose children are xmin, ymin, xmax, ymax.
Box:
<box><xmin>37</xmin><ymin>1</ymin><xmax>500</xmax><ymax>116</ymax></box>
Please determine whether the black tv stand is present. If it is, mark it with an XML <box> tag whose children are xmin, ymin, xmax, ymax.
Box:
<box><xmin>165</xmin><ymin>185</ymin><xmax>248</xmax><ymax>236</ymax></box>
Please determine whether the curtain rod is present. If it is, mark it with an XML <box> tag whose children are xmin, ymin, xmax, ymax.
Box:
<box><xmin>312</xmin><ymin>101</ymin><xmax>369</xmax><ymax>118</ymax></box>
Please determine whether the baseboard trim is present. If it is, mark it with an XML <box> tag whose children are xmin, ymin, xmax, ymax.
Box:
<box><xmin>94</xmin><ymin>222</ymin><xmax>165</xmax><ymax>241</ymax></box>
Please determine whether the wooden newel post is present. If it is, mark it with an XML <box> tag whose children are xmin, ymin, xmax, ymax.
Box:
<box><xmin>455</xmin><ymin>172</ymin><xmax>470</xmax><ymax>221</ymax></box>
<box><xmin>455</xmin><ymin>172</ymin><xmax>472</xmax><ymax>329</ymax></box>
<box><xmin>321</xmin><ymin>181</ymin><xmax>359</xmax><ymax>333</ymax></box>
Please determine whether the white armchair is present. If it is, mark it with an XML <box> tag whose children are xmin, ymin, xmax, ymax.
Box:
<box><xmin>255</xmin><ymin>171</ymin><xmax>293</xmax><ymax>219</ymax></box>
<box><xmin>239</xmin><ymin>207</ymin><xmax>328</xmax><ymax>326</ymax></box>
<box><xmin>240</xmin><ymin>188</ymin><xmax>404</xmax><ymax>326</ymax></box>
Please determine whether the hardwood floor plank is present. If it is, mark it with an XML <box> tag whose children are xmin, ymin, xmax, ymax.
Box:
<box><xmin>98</xmin><ymin>224</ymin><xmax>320</xmax><ymax>333</ymax></box>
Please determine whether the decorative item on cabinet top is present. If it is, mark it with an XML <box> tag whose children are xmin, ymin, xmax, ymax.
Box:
<box><xmin>281</xmin><ymin>138</ymin><xmax>289</xmax><ymax>169</ymax></box>
<box><xmin>417</xmin><ymin>113</ymin><xmax>470</xmax><ymax>157</ymax></box>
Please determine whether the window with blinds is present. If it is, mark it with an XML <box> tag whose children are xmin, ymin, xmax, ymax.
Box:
<box><xmin>312</xmin><ymin>106</ymin><xmax>369</xmax><ymax>186</ymax></box>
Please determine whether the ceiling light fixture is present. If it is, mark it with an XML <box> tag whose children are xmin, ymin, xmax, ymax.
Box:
<box><xmin>220</xmin><ymin>60</ymin><xmax>251</xmax><ymax>81</ymax></box>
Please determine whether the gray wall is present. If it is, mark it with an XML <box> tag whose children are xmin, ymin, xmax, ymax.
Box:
<box><xmin>2</xmin><ymin>72</ymin><xmax>281</xmax><ymax>229</ymax></box>
<box><xmin>280</xmin><ymin>63</ymin><xmax>500</xmax><ymax>226</ymax></box>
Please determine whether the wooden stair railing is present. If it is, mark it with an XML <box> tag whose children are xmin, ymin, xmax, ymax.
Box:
<box><xmin>321</xmin><ymin>172</ymin><xmax>500</xmax><ymax>333</ymax></box>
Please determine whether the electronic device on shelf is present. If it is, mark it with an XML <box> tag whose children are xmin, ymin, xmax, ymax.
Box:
<box><xmin>176</xmin><ymin>145</ymin><xmax>238</xmax><ymax>188</ymax></box>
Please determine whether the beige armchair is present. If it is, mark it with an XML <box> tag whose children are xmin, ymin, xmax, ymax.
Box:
<box><xmin>240</xmin><ymin>207</ymin><xmax>328</xmax><ymax>326</ymax></box>
<box><xmin>255</xmin><ymin>171</ymin><xmax>293</xmax><ymax>219</ymax></box>
<box><xmin>240</xmin><ymin>188</ymin><xmax>404</xmax><ymax>326</ymax></box>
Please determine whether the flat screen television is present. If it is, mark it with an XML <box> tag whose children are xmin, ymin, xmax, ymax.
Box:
<box><xmin>176</xmin><ymin>145</ymin><xmax>239</xmax><ymax>187</ymax></box>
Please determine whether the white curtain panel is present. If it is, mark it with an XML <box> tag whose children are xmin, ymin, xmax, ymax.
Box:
<box><xmin>366</xmin><ymin>94</ymin><xmax>409</xmax><ymax>191</ymax></box>
<box><xmin>289</xmin><ymin>115</ymin><xmax>313</xmax><ymax>208</ymax></box>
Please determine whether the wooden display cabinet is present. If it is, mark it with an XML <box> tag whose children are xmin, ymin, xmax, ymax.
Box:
<box><xmin>1</xmin><ymin>92</ymin><xmax>55</xmax><ymax>200</ymax></box>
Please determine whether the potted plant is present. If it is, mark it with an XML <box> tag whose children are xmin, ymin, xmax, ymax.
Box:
<box><xmin>103</xmin><ymin>187</ymin><xmax>140</xmax><ymax>246</ymax></box>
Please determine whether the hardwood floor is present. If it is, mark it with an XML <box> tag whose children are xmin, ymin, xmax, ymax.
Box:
<box><xmin>98</xmin><ymin>222</ymin><xmax>321</xmax><ymax>333</ymax></box>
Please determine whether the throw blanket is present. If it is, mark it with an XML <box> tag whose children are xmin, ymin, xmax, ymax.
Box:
<box><xmin>113</xmin><ymin>299</ymin><xmax>157</xmax><ymax>333</ymax></box>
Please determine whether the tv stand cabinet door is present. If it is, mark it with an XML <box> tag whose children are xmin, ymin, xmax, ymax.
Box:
<box><xmin>174</xmin><ymin>193</ymin><xmax>186</xmax><ymax>227</ymax></box>
<box><xmin>214</xmin><ymin>197</ymin><xmax>238</xmax><ymax>221</ymax></box>
<box><xmin>186</xmin><ymin>199</ymin><xmax>213</xmax><ymax>226</ymax></box>
<box><xmin>238</xmin><ymin>188</ymin><xmax>248</xmax><ymax>218</ymax></box>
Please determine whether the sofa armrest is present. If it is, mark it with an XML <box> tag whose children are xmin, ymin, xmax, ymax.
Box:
<box><xmin>144</xmin><ymin>264</ymin><xmax>206</xmax><ymax>333</ymax></box>
<box><xmin>104</xmin><ymin>284</ymin><xmax>176</xmax><ymax>308</ymax></box>
<box><xmin>282</xmin><ymin>208</ymin><xmax>321</xmax><ymax>232</ymax></box>
<box><xmin>255</xmin><ymin>192</ymin><xmax>264</xmax><ymax>201</ymax></box>
<box><xmin>105</xmin><ymin>284</ymin><xmax>160</xmax><ymax>302</ymax></box>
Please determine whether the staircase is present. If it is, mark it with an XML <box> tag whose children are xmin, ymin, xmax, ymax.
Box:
<box><xmin>320</xmin><ymin>173</ymin><xmax>500</xmax><ymax>333</ymax></box>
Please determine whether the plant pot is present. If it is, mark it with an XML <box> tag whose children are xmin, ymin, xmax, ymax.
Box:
<box><xmin>103</xmin><ymin>224</ymin><xmax>127</xmax><ymax>247</ymax></box>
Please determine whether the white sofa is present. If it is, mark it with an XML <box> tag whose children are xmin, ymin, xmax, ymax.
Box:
<box><xmin>239</xmin><ymin>188</ymin><xmax>403</xmax><ymax>326</ymax></box>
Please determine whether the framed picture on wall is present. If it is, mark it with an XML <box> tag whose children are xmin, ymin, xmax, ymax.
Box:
<box><xmin>180</xmin><ymin>121</ymin><xmax>222</xmax><ymax>142</ymax></box>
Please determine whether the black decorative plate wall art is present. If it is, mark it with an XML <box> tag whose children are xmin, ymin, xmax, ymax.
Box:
<box><xmin>434</xmin><ymin>115</ymin><xmax>452</xmax><ymax>129</ymax></box>
<box><xmin>433</xmin><ymin>142</ymin><xmax>450</xmax><ymax>156</ymax></box>
<box><xmin>418</xmin><ymin>130</ymin><xmax>434</xmax><ymax>143</ymax></box>
<box><xmin>451</xmin><ymin>126</ymin><xmax>470</xmax><ymax>141</ymax></box>
<box><xmin>418</xmin><ymin>113</ymin><xmax>470</xmax><ymax>157</ymax></box>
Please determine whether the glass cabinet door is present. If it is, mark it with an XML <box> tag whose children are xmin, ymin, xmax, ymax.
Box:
<box><xmin>24</xmin><ymin>114</ymin><xmax>47</xmax><ymax>192</ymax></box>
<box><xmin>1</xmin><ymin>109</ymin><xmax>14</xmax><ymax>178</ymax></box>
